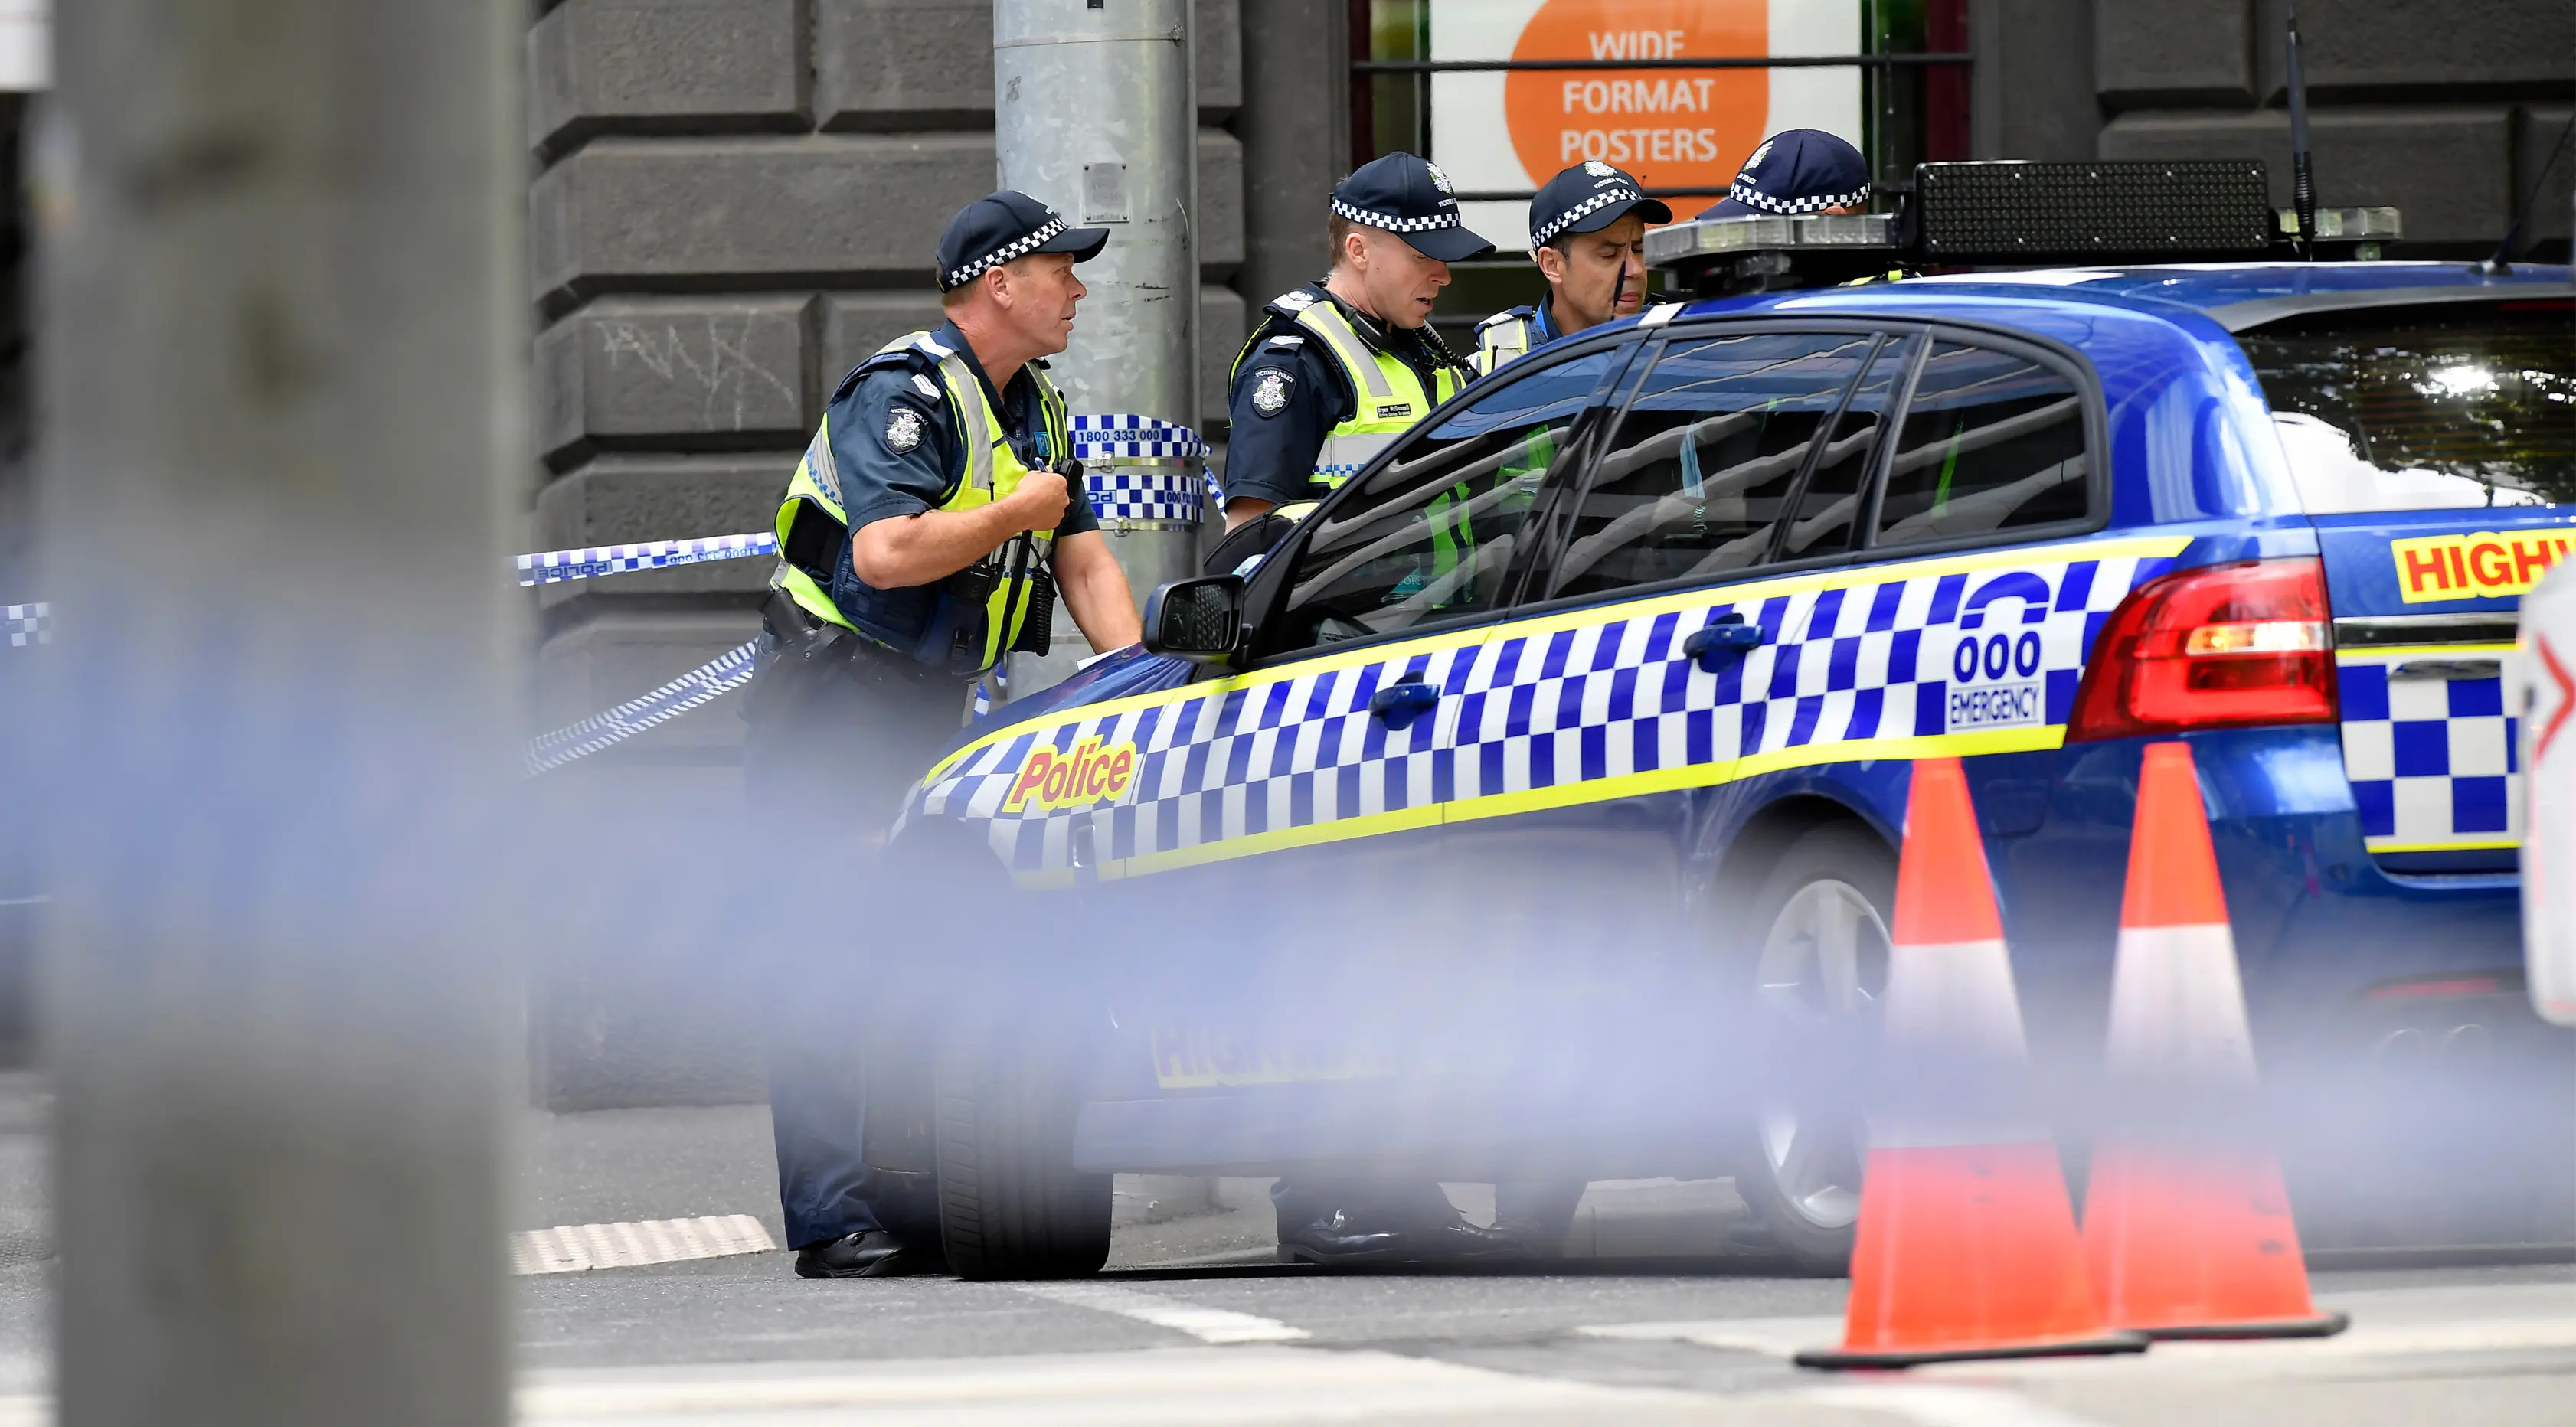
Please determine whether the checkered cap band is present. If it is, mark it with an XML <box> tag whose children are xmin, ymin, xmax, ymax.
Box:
<box><xmin>1332</xmin><ymin>199</ymin><xmax>1460</xmax><ymax>235</ymax></box>
<box><xmin>1532</xmin><ymin>187</ymin><xmax>1642</xmax><ymax>247</ymax></box>
<box><xmin>1727</xmin><ymin>180</ymin><xmax>1871</xmax><ymax>216</ymax></box>
<box><xmin>4</xmin><ymin>601</ymin><xmax>48</xmax><ymax>648</ymax></box>
<box><xmin>944</xmin><ymin>217</ymin><xmax>1068</xmax><ymax>290</ymax></box>
<box><xmin>515</xmin><ymin>531</ymin><xmax>779</xmax><ymax>587</ymax></box>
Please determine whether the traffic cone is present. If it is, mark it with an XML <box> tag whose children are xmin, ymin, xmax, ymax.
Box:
<box><xmin>2081</xmin><ymin>741</ymin><xmax>2348</xmax><ymax>1339</ymax></box>
<box><xmin>1797</xmin><ymin>758</ymin><xmax>2148</xmax><ymax>1369</ymax></box>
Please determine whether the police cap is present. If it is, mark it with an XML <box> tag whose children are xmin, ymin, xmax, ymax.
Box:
<box><xmin>1330</xmin><ymin>152</ymin><xmax>1497</xmax><ymax>263</ymax></box>
<box><xmin>1695</xmin><ymin>129</ymin><xmax>1872</xmax><ymax>220</ymax></box>
<box><xmin>936</xmin><ymin>190</ymin><xmax>1110</xmax><ymax>292</ymax></box>
<box><xmin>1528</xmin><ymin>160</ymin><xmax>1673</xmax><ymax>248</ymax></box>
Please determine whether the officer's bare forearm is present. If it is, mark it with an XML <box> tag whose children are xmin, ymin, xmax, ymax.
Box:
<box><xmin>847</xmin><ymin>502</ymin><xmax>1025</xmax><ymax>589</ymax></box>
<box><xmin>1054</xmin><ymin>531</ymin><xmax>1143</xmax><ymax>651</ymax></box>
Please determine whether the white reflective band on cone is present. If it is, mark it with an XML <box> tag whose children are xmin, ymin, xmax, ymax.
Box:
<box><xmin>2103</xmin><ymin>922</ymin><xmax>2259</xmax><ymax>1079</ymax></box>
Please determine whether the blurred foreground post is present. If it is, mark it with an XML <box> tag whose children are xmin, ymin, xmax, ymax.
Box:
<box><xmin>39</xmin><ymin>1</ymin><xmax>525</xmax><ymax>1424</ymax></box>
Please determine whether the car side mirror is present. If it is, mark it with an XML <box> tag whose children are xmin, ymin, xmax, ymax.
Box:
<box><xmin>1142</xmin><ymin>575</ymin><xmax>1245</xmax><ymax>663</ymax></box>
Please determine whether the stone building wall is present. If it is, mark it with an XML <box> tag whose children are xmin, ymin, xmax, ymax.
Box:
<box><xmin>1976</xmin><ymin>0</ymin><xmax>2572</xmax><ymax>257</ymax></box>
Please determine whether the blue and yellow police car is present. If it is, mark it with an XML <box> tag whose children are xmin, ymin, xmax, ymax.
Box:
<box><xmin>891</xmin><ymin>162</ymin><xmax>2575</xmax><ymax>1277</ymax></box>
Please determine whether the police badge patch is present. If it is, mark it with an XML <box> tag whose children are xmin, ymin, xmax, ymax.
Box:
<box><xmin>884</xmin><ymin>406</ymin><xmax>924</xmax><ymax>452</ymax></box>
<box><xmin>1251</xmin><ymin>368</ymin><xmax>1293</xmax><ymax>417</ymax></box>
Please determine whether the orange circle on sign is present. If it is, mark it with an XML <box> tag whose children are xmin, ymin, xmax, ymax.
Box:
<box><xmin>1505</xmin><ymin>0</ymin><xmax>1769</xmax><ymax>219</ymax></box>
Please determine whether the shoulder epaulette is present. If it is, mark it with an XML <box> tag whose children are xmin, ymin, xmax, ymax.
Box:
<box><xmin>834</xmin><ymin>344</ymin><xmax>950</xmax><ymax>410</ymax></box>
<box><xmin>1476</xmin><ymin>306</ymin><xmax>1538</xmax><ymax>334</ymax></box>
<box><xmin>1263</xmin><ymin>287</ymin><xmax>1324</xmax><ymax>322</ymax></box>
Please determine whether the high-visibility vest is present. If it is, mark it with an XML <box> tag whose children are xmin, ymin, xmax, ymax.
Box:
<box><xmin>1232</xmin><ymin>289</ymin><xmax>1468</xmax><ymax>503</ymax></box>
<box><xmin>770</xmin><ymin>331</ymin><xmax>1070</xmax><ymax>674</ymax></box>
<box><xmin>1472</xmin><ymin>305</ymin><xmax>1542</xmax><ymax>377</ymax></box>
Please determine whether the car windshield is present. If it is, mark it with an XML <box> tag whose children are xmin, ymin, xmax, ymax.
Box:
<box><xmin>2237</xmin><ymin>299</ymin><xmax>2576</xmax><ymax>512</ymax></box>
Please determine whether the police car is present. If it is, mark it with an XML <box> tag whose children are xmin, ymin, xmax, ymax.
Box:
<box><xmin>893</xmin><ymin>163</ymin><xmax>2576</xmax><ymax>1278</ymax></box>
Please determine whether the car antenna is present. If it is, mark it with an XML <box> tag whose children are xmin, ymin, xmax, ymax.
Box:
<box><xmin>2477</xmin><ymin>108</ymin><xmax>2576</xmax><ymax>276</ymax></box>
<box><xmin>2284</xmin><ymin>8</ymin><xmax>2316</xmax><ymax>260</ymax></box>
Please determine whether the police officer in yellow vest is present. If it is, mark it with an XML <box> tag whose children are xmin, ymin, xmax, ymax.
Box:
<box><xmin>1206</xmin><ymin>152</ymin><xmax>1492</xmax><ymax>574</ymax></box>
<box><xmin>747</xmin><ymin>191</ymin><xmax>1141</xmax><ymax>1281</ymax></box>
<box><xmin>1472</xmin><ymin>160</ymin><xmax>1671</xmax><ymax>377</ymax></box>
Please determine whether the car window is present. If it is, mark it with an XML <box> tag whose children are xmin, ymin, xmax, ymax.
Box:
<box><xmin>1777</xmin><ymin>335</ymin><xmax>1919</xmax><ymax>562</ymax></box>
<box><xmin>2238</xmin><ymin>300</ymin><xmax>2574</xmax><ymax>511</ymax></box>
<box><xmin>1872</xmin><ymin>340</ymin><xmax>2090</xmax><ymax>549</ymax></box>
<box><xmin>1267</xmin><ymin>348</ymin><xmax>1617</xmax><ymax>653</ymax></box>
<box><xmin>1547</xmin><ymin>330</ymin><xmax>1883</xmax><ymax>602</ymax></box>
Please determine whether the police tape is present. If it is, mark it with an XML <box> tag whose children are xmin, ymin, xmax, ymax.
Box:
<box><xmin>524</xmin><ymin>637</ymin><xmax>764</xmax><ymax>776</ymax></box>
<box><xmin>1068</xmin><ymin>413</ymin><xmax>1206</xmax><ymax>460</ymax></box>
<box><xmin>1087</xmin><ymin>469</ymin><xmax>1205</xmax><ymax>523</ymax></box>
<box><xmin>503</xmin><ymin>412</ymin><xmax>1210</xmax><ymax>766</ymax></box>
<box><xmin>517</xmin><ymin>531</ymin><xmax>779</xmax><ymax>588</ymax></box>
<box><xmin>513</xmin><ymin>417</ymin><xmax>1213</xmax><ymax>588</ymax></box>
<box><xmin>5</xmin><ymin>602</ymin><xmax>48</xmax><ymax>648</ymax></box>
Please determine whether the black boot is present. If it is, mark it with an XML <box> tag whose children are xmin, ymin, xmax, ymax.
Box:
<box><xmin>1277</xmin><ymin>1205</ymin><xmax>1411</xmax><ymax>1265</ymax></box>
<box><xmin>794</xmin><ymin>1229</ymin><xmax>946</xmax><ymax>1279</ymax></box>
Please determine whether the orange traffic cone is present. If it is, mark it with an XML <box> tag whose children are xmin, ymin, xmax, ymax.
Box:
<box><xmin>1798</xmin><ymin>758</ymin><xmax>2147</xmax><ymax>1369</ymax></box>
<box><xmin>2081</xmin><ymin>742</ymin><xmax>2347</xmax><ymax>1339</ymax></box>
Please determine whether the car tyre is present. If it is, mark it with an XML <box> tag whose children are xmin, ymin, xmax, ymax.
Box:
<box><xmin>933</xmin><ymin>1010</ymin><xmax>1113</xmax><ymax>1280</ymax></box>
<box><xmin>1726</xmin><ymin>821</ymin><xmax>1895</xmax><ymax>1276</ymax></box>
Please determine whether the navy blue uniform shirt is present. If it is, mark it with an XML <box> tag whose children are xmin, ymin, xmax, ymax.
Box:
<box><xmin>824</xmin><ymin>319</ymin><xmax>1097</xmax><ymax>625</ymax></box>
<box><xmin>1223</xmin><ymin>283</ymin><xmax>1473</xmax><ymax>509</ymax></box>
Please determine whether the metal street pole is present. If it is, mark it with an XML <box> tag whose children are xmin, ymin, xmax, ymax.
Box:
<box><xmin>38</xmin><ymin>0</ymin><xmax>525</xmax><ymax>1423</ymax></box>
<box><xmin>995</xmin><ymin>0</ymin><xmax>1201</xmax><ymax>696</ymax></box>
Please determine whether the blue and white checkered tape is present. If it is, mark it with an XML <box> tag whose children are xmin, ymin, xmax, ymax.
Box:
<box><xmin>909</xmin><ymin>535</ymin><xmax>2189</xmax><ymax>883</ymax></box>
<box><xmin>5</xmin><ymin>602</ymin><xmax>48</xmax><ymax>648</ymax></box>
<box><xmin>1086</xmin><ymin>469</ymin><xmax>1203</xmax><ymax>523</ymax></box>
<box><xmin>525</xmin><ymin>637</ymin><xmax>763</xmax><ymax>776</ymax></box>
<box><xmin>1069</xmin><ymin>413</ymin><xmax>1207</xmax><ymax>461</ymax></box>
<box><xmin>517</xmin><ymin>531</ymin><xmax>777</xmax><ymax>588</ymax></box>
<box><xmin>2336</xmin><ymin>648</ymin><xmax>2519</xmax><ymax>852</ymax></box>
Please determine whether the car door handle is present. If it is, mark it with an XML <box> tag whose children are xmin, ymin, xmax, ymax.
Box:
<box><xmin>1369</xmin><ymin>677</ymin><xmax>1440</xmax><ymax>730</ymax></box>
<box><xmin>1682</xmin><ymin>618</ymin><xmax>1764</xmax><ymax>672</ymax></box>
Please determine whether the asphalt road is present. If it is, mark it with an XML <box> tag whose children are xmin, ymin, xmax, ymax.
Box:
<box><xmin>3</xmin><ymin>1082</ymin><xmax>2574</xmax><ymax>1424</ymax></box>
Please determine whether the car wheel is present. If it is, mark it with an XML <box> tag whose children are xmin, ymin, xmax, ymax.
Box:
<box><xmin>1728</xmin><ymin>822</ymin><xmax>1894</xmax><ymax>1275</ymax></box>
<box><xmin>933</xmin><ymin>1010</ymin><xmax>1113</xmax><ymax>1280</ymax></box>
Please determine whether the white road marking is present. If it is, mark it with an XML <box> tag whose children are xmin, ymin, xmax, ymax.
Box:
<box><xmin>512</xmin><ymin>1214</ymin><xmax>775</xmax><ymax>1275</ymax></box>
<box><xmin>515</xmin><ymin>1347</ymin><xmax>1722</xmax><ymax>1423</ymax></box>
<box><xmin>1796</xmin><ymin>1384</ymin><xmax>2110</xmax><ymax>1427</ymax></box>
<box><xmin>1008</xmin><ymin>1281</ymin><xmax>1312</xmax><ymax>1344</ymax></box>
<box><xmin>1579</xmin><ymin>1314</ymin><xmax>1844</xmax><ymax>1357</ymax></box>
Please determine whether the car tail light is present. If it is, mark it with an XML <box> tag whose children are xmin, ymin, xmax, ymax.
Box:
<box><xmin>2066</xmin><ymin>557</ymin><xmax>2337</xmax><ymax>742</ymax></box>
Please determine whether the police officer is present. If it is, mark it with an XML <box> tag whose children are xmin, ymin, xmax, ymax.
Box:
<box><xmin>1692</xmin><ymin>128</ymin><xmax>1872</xmax><ymax>220</ymax></box>
<box><xmin>1206</xmin><ymin>152</ymin><xmax>1493</xmax><ymax>573</ymax></box>
<box><xmin>747</xmin><ymin>190</ymin><xmax>1143</xmax><ymax>1279</ymax></box>
<box><xmin>1472</xmin><ymin>160</ymin><xmax>1672</xmax><ymax>375</ymax></box>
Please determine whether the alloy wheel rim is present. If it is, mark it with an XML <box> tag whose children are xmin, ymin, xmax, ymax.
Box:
<box><xmin>1752</xmin><ymin>877</ymin><xmax>1890</xmax><ymax>1231</ymax></box>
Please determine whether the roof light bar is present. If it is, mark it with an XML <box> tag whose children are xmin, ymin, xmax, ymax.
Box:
<box><xmin>1642</xmin><ymin>213</ymin><xmax>1894</xmax><ymax>267</ymax></box>
<box><xmin>2277</xmin><ymin>206</ymin><xmax>2402</xmax><ymax>242</ymax></box>
<box><xmin>1646</xmin><ymin>160</ymin><xmax>2403</xmax><ymax>299</ymax></box>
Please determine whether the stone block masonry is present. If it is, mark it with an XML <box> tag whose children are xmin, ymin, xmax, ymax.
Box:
<box><xmin>1994</xmin><ymin>2</ymin><xmax>2575</xmax><ymax>256</ymax></box>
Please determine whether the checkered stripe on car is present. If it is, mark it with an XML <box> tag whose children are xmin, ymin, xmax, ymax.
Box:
<box><xmin>914</xmin><ymin>539</ymin><xmax>2186</xmax><ymax>879</ymax></box>
<box><xmin>920</xmin><ymin>639</ymin><xmax>1485</xmax><ymax>875</ymax></box>
<box><xmin>1441</xmin><ymin>550</ymin><xmax>2172</xmax><ymax>800</ymax></box>
<box><xmin>2336</xmin><ymin>651</ymin><xmax>2519</xmax><ymax>851</ymax></box>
